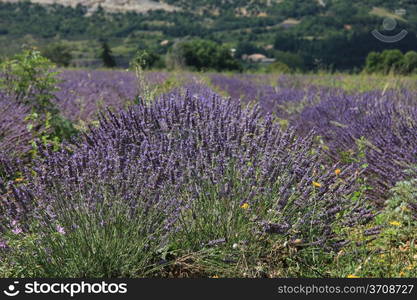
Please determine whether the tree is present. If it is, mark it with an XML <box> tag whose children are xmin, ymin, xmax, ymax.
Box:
<box><xmin>100</xmin><ymin>42</ymin><xmax>116</xmax><ymax>68</ymax></box>
<box><xmin>41</xmin><ymin>43</ymin><xmax>73</xmax><ymax>67</ymax></box>
<box><xmin>365</xmin><ymin>51</ymin><xmax>383</xmax><ymax>73</ymax></box>
<box><xmin>272</xmin><ymin>50</ymin><xmax>304</xmax><ymax>71</ymax></box>
<box><xmin>175</xmin><ymin>39</ymin><xmax>241</xmax><ymax>71</ymax></box>
<box><xmin>266</xmin><ymin>61</ymin><xmax>292</xmax><ymax>74</ymax></box>
<box><xmin>403</xmin><ymin>51</ymin><xmax>417</xmax><ymax>74</ymax></box>
<box><xmin>274</xmin><ymin>31</ymin><xmax>299</xmax><ymax>53</ymax></box>
<box><xmin>131</xmin><ymin>49</ymin><xmax>161</xmax><ymax>70</ymax></box>
<box><xmin>381</xmin><ymin>49</ymin><xmax>404</xmax><ymax>74</ymax></box>
<box><xmin>364</xmin><ymin>50</ymin><xmax>417</xmax><ymax>75</ymax></box>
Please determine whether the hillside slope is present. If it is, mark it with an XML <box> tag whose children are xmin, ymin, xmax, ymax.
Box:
<box><xmin>0</xmin><ymin>0</ymin><xmax>178</xmax><ymax>12</ymax></box>
<box><xmin>1</xmin><ymin>0</ymin><xmax>414</xmax><ymax>15</ymax></box>
<box><xmin>1</xmin><ymin>0</ymin><xmax>416</xmax><ymax>70</ymax></box>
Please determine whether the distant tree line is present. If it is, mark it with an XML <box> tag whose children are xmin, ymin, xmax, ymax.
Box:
<box><xmin>365</xmin><ymin>50</ymin><xmax>417</xmax><ymax>75</ymax></box>
<box><xmin>169</xmin><ymin>39</ymin><xmax>241</xmax><ymax>71</ymax></box>
<box><xmin>39</xmin><ymin>38</ymin><xmax>417</xmax><ymax>75</ymax></box>
<box><xmin>273</xmin><ymin>30</ymin><xmax>417</xmax><ymax>71</ymax></box>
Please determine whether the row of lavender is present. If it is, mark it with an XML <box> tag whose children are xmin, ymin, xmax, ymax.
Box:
<box><xmin>211</xmin><ymin>74</ymin><xmax>417</xmax><ymax>205</ymax></box>
<box><xmin>0</xmin><ymin>71</ymin><xmax>415</xmax><ymax>275</ymax></box>
<box><xmin>56</xmin><ymin>70</ymin><xmax>169</xmax><ymax>122</ymax></box>
<box><xmin>0</xmin><ymin>70</ymin><xmax>168</xmax><ymax>158</ymax></box>
<box><xmin>2</xmin><ymin>71</ymin><xmax>416</xmax><ymax>207</ymax></box>
<box><xmin>1</xmin><ymin>82</ymin><xmax>372</xmax><ymax>252</ymax></box>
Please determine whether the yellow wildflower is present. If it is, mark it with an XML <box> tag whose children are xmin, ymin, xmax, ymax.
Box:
<box><xmin>399</xmin><ymin>271</ymin><xmax>406</xmax><ymax>277</ymax></box>
<box><xmin>335</xmin><ymin>168</ymin><xmax>341</xmax><ymax>176</ymax></box>
<box><xmin>241</xmin><ymin>203</ymin><xmax>249</xmax><ymax>210</ymax></box>
<box><xmin>210</xmin><ymin>275</ymin><xmax>219</xmax><ymax>278</ymax></box>
<box><xmin>389</xmin><ymin>221</ymin><xmax>401</xmax><ymax>227</ymax></box>
<box><xmin>14</xmin><ymin>177</ymin><xmax>24</xmax><ymax>183</ymax></box>
<box><xmin>347</xmin><ymin>274</ymin><xmax>360</xmax><ymax>278</ymax></box>
<box><xmin>312</xmin><ymin>181</ymin><xmax>322</xmax><ymax>188</ymax></box>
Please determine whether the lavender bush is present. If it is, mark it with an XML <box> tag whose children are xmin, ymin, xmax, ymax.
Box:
<box><xmin>295</xmin><ymin>89</ymin><xmax>417</xmax><ymax>204</ymax></box>
<box><xmin>0</xmin><ymin>86</ymin><xmax>373</xmax><ymax>276</ymax></box>
<box><xmin>2</xmin><ymin>67</ymin><xmax>415</xmax><ymax>277</ymax></box>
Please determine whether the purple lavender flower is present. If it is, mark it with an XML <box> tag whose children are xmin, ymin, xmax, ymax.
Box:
<box><xmin>0</xmin><ymin>240</ymin><xmax>8</xmax><ymax>249</ymax></box>
<box><xmin>12</xmin><ymin>227</ymin><xmax>23</xmax><ymax>235</ymax></box>
<box><xmin>56</xmin><ymin>225</ymin><xmax>66</xmax><ymax>235</ymax></box>
<box><xmin>1</xmin><ymin>84</ymin><xmax>372</xmax><ymax>250</ymax></box>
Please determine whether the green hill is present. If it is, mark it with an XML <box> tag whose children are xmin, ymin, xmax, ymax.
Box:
<box><xmin>1</xmin><ymin>0</ymin><xmax>416</xmax><ymax>71</ymax></box>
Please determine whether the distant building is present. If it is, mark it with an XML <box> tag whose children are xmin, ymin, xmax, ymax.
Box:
<box><xmin>230</xmin><ymin>48</ymin><xmax>236</xmax><ymax>57</ymax></box>
<box><xmin>242</xmin><ymin>53</ymin><xmax>276</xmax><ymax>64</ymax></box>
<box><xmin>317</xmin><ymin>0</ymin><xmax>326</xmax><ymax>7</ymax></box>
<box><xmin>280</xmin><ymin>18</ymin><xmax>301</xmax><ymax>29</ymax></box>
<box><xmin>395</xmin><ymin>8</ymin><xmax>406</xmax><ymax>16</ymax></box>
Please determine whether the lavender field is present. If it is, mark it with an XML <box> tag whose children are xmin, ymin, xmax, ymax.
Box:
<box><xmin>1</xmin><ymin>65</ymin><xmax>416</xmax><ymax>278</ymax></box>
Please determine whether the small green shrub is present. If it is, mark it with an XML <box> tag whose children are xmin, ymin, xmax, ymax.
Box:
<box><xmin>0</xmin><ymin>49</ymin><xmax>77</xmax><ymax>154</ymax></box>
<box><xmin>0</xmin><ymin>49</ymin><xmax>59</xmax><ymax>113</ymax></box>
